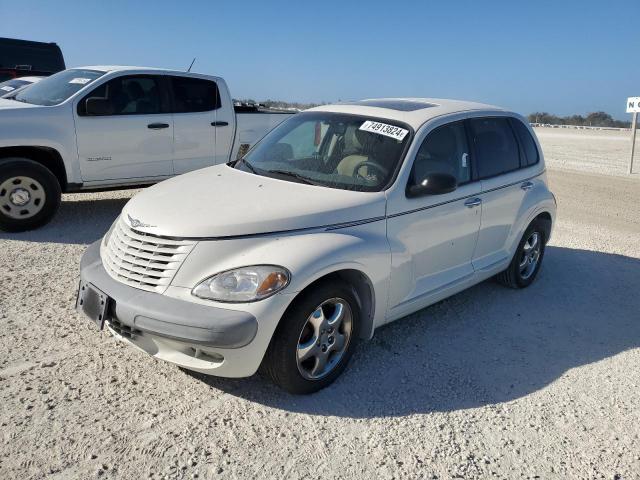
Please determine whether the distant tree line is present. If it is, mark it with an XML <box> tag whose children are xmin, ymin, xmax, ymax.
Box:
<box><xmin>238</xmin><ymin>99</ymin><xmax>631</xmax><ymax>127</ymax></box>
<box><xmin>234</xmin><ymin>98</ymin><xmax>322</xmax><ymax>111</ymax></box>
<box><xmin>528</xmin><ymin>111</ymin><xmax>630</xmax><ymax>128</ymax></box>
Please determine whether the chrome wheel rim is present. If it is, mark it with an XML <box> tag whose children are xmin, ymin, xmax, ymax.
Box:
<box><xmin>0</xmin><ymin>176</ymin><xmax>46</xmax><ymax>220</ymax></box>
<box><xmin>296</xmin><ymin>297</ymin><xmax>353</xmax><ymax>380</ymax></box>
<box><xmin>519</xmin><ymin>231</ymin><xmax>541</xmax><ymax>280</ymax></box>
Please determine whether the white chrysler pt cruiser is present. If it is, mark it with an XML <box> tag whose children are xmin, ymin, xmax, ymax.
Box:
<box><xmin>77</xmin><ymin>98</ymin><xmax>556</xmax><ymax>394</ymax></box>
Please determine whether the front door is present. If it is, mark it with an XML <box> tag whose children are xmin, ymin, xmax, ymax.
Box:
<box><xmin>75</xmin><ymin>74</ymin><xmax>173</xmax><ymax>182</ymax></box>
<box><xmin>386</xmin><ymin>121</ymin><xmax>481</xmax><ymax>319</ymax></box>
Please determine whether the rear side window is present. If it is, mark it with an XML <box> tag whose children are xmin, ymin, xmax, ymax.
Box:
<box><xmin>468</xmin><ymin>117</ymin><xmax>520</xmax><ymax>179</ymax></box>
<box><xmin>170</xmin><ymin>76</ymin><xmax>219</xmax><ymax>113</ymax></box>
<box><xmin>510</xmin><ymin>118</ymin><xmax>539</xmax><ymax>166</ymax></box>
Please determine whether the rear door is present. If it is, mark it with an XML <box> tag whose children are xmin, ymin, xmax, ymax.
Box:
<box><xmin>75</xmin><ymin>74</ymin><xmax>174</xmax><ymax>182</ymax></box>
<box><xmin>469</xmin><ymin>116</ymin><xmax>530</xmax><ymax>271</ymax></box>
<box><xmin>169</xmin><ymin>75</ymin><xmax>220</xmax><ymax>174</ymax></box>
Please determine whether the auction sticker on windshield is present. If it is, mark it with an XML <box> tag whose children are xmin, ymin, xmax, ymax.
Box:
<box><xmin>69</xmin><ymin>78</ymin><xmax>92</xmax><ymax>85</ymax></box>
<box><xmin>359</xmin><ymin>121</ymin><xmax>408</xmax><ymax>141</ymax></box>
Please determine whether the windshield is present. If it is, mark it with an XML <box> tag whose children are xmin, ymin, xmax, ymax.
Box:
<box><xmin>236</xmin><ymin>112</ymin><xmax>411</xmax><ymax>192</ymax></box>
<box><xmin>14</xmin><ymin>69</ymin><xmax>104</xmax><ymax>106</ymax></box>
<box><xmin>0</xmin><ymin>79</ymin><xmax>30</xmax><ymax>93</ymax></box>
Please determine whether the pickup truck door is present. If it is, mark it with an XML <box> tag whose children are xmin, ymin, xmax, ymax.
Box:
<box><xmin>169</xmin><ymin>75</ymin><xmax>220</xmax><ymax>175</ymax></box>
<box><xmin>75</xmin><ymin>74</ymin><xmax>174</xmax><ymax>182</ymax></box>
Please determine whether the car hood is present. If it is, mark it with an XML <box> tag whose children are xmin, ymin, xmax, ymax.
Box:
<box><xmin>122</xmin><ymin>164</ymin><xmax>387</xmax><ymax>238</ymax></box>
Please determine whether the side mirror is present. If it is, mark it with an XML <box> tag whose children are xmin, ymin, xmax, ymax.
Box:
<box><xmin>406</xmin><ymin>173</ymin><xmax>457</xmax><ymax>198</ymax></box>
<box><xmin>85</xmin><ymin>97</ymin><xmax>112</xmax><ymax>116</ymax></box>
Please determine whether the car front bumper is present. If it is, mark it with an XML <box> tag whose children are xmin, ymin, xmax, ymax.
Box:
<box><xmin>78</xmin><ymin>241</ymin><xmax>289</xmax><ymax>377</ymax></box>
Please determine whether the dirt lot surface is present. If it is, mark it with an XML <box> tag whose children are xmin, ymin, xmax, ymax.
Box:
<box><xmin>535</xmin><ymin>127</ymin><xmax>639</xmax><ymax>177</ymax></box>
<box><xmin>1</xmin><ymin>131</ymin><xmax>640</xmax><ymax>479</ymax></box>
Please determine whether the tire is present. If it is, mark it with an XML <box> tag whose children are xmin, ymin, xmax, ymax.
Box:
<box><xmin>496</xmin><ymin>220</ymin><xmax>546</xmax><ymax>289</ymax></box>
<box><xmin>262</xmin><ymin>280</ymin><xmax>361</xmax><ymax>394</ymax></box>
<box><xmin>0</xmin><ymin>158</ymin><xmax>61</xmax><ymax>232</ymax></box>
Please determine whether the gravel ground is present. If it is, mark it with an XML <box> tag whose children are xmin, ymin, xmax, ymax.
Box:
<box><xmin>1</xmin><ymin>133</ymin><xmax>640</xmax><ymax>479</ymax></box>
<box><xmin>535</xmin><ymin>127</ymin><xmax>640</xmax><ymax>177</ymax></box>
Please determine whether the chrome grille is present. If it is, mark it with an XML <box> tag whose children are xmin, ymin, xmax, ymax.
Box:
<box><xmin>102</xmin><ymin>217</ymin><xmax>196</xmax><ymax>293</ymax></box>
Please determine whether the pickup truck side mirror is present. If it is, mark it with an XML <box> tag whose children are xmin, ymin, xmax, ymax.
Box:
<box><xmin>85</xmin><ymin>97</ymin><xmax>113</xmax><ymax>116</ymax></box>
<box><xmin>406</xmin><ymin>173</ymin><xmax>457</xmax><ymax>198</ymax></box>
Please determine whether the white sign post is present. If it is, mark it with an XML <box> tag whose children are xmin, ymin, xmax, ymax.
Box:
<box><xmin>627</xmin><ymin>97</ymin><xmax>640</xmax><ymax>174</ymax></box>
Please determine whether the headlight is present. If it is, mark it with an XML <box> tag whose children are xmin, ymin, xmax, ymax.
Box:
<box><xmin>192</xmin><ymin>265</ymin><xmax>290</xmax><ymax>302</ymax></box>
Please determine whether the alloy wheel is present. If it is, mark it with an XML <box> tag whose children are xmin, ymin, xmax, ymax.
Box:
<box><xmin>519</xmin><ymin>231</ymin><xmax>541</xmax><ymax>280</ymax></box>
<box><xmin>296</xmin><ymin>297</ymin><xmax>353</xmax><ymax>380</ymax></box>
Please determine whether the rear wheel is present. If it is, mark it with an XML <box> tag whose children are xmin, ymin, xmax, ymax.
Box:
<box><xmin>496</xmin><ymin>220</ymin><xmax>546</xmax><ymax>288</ymax></box>
<box><xmin>262</xmin><ymin>281</ymin><xmax>360</xmax><ymax>394</ymax></box>
<box><xmin>0</xmin><ymin>158</ymin><xmax>61</xmax><ymax>232</ymax></box>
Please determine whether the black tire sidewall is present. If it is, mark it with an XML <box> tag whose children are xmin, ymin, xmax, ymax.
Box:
<box><xmin>0</xmin><ymin>158</ymin><xmax>61</xmax><ymax>232</ymax></box>
<box><xmin>264</xmin><ymin>281</ymin><xmax>361</xmax><ymax>394</ymax></box>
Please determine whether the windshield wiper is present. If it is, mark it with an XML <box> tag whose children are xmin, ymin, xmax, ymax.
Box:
<box><xmin>267</xmin><ymin>169</ymin><xmax>319</xmax><ymax>186</ymax></box>
<box><xmin>238</xmin><ymin>157</ymin><xmax>258</xmax><ymax>174</ymax></box>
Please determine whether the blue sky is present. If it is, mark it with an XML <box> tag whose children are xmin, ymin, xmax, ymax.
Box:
<box><xmin>1</xmin><ymin>0</ymin><xmax>638</xmax><ymax>119</ymax></box>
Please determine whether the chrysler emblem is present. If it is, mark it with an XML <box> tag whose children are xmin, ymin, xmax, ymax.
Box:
<box><xmin>127</xmin><ymin>214</ymin><xmax>155</xmax><ymax>229</ymax></box>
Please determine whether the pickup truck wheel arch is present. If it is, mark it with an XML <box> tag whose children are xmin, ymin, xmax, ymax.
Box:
<box><xmin>0</xmin><ymin>146</ymin><xmax>67</xmax><ymax>192</ymax></box>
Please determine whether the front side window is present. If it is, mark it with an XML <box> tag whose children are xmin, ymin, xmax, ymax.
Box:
<box><xmin>170</xmin><ymin>76</ymin><xmax>219</xmax><ymax>113</ymax></box>
<box><xmin>235</xmin><ymin>112</ymin><xmax>411</xmax><ymax>192</ymax></box>
<box><xmin>510</xmin><ymin>118</ymin><xmax>539</xmax><ymax>166</ymax></box>
<box><xmin>79</xmin><ymin>75</ymin><xmax>164</xmax><ymax>116</ymax></box>
<box><xmin>13</xmin><ymin>69</ymin><xmax>104</xmax><ymax>106</ymax></box>
<box><xmin>469</xmin><ymin>117</ymin><xmax>520</xmax><ymax>178</ymax></box>
<box><xmin>409</xmin><ymin>121</ymin><xmax>471</xmax><ymax>188</ymax></box>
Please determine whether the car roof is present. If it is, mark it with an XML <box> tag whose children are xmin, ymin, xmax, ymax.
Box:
<box><xmin>308</xmin><ymin>98</ymin><xmax>508</xmax><ymax>130</ymax></box>
<box><xmin>75</xmin><ymin>65</ymin><xmax>216</xmax><ymax>77</ymax></box>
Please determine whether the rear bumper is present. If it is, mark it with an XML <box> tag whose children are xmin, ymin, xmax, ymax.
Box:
<box><xmin>80</xmin><ymin>240</ymin><xmax>258</xmax><ymax>348</ymax></box>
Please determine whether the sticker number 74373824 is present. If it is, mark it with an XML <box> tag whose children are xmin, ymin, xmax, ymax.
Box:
<box><xmin>359</xmin><ymin>121</ymin><xmax>409</xmax><ymax>141</ymax></box>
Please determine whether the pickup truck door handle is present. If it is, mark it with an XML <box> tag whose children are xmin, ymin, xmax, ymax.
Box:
<box><xmin>521</xmin><ymin>181</ymin><xmax>534</xmax><ymax>191</ymax></box>
<box><xmin>211</xmin><ymin>121</ymin><xmax>229</xmax><ymax>127</ymax></box>
<box><xmin>464</xmin><ymin>197</ymin><xmax>482</xmax><ymax>208</ymax></box>
<box><xmin>147</xmin><ymin>123</ymin><xmax>170</xmax><ymax>130</ymax></box>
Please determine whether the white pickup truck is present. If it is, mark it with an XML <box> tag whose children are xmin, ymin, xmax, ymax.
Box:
<box><xmin>0</xmin><ymin>66</ymin><xmax>293</xmax><ymax>231</ymax></box>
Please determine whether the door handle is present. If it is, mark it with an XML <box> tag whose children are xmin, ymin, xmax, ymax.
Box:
<box><xmin>521</xmin><ymin>181</ymin><xmax>534</xmax><ymax>191</ymax></box>
<box><xmin>147</xmin><ymin>123</ymin><xmax>169</xmax><ymax>130</ymax></box>
<box><xmin>464</xmin><ymin>197</ymin><xmax>482</xmax><ymax>208</ymax></box>
<box><xmin>211</xmin><ymin>121</ymin><xmax>229</xmax><ymax>127</ymax></box>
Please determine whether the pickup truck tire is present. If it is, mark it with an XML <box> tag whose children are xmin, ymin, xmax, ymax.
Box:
<box><xmin>496</xmin><ymin>220</ymin><xmax>546</xmax><ymax>289</ymax></box>
<box><xmin>262</xmin><ymin>280</ymin><xmax>360</xmax><ymax>394</ymax></box>
<box><xmin>0</xmin><ymin>158</ymin><xmax>61</xmax><ymax>232</ymax></box>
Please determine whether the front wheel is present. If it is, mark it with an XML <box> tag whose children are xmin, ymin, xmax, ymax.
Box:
<box><xmin>0</xmin><ymin>158</ymin><xmax>61</xmax><ymax>232</ymax></box>
<box><xmin>262</xmin><ymin>281</ymin><xmax>360</xmax><ymax>394</ymax></box>
<box><xmin>496</xmin><ymin>220</ymin><xmax>546</xmax><ymax>289</ymax></box>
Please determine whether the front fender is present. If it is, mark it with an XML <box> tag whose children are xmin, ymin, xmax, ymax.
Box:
<box><xmin>0</xmin><ymin>104</ymin><xmax>80</xmax><ymax>183</ymax></box>
<box><xmin>172</xmin><ymin>220</ymin><xmax>391</xmax><ymax>334</ymax></box>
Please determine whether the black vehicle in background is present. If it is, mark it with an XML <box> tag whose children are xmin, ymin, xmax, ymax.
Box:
<box><xmin>0</xmin><ymin>37</ymin><xmax>65</xmax><ymax>82</ymax></box>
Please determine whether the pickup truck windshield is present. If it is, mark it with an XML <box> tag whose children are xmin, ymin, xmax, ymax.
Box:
<box><xmin>236</xmin><ymin>112</ymin><xmax>411</xmax><ymax>192</ymax></box>
<box><xmin>13</xmin><ymin>69</ymin><xmax>104</xmax><ymax>106</ymax></box>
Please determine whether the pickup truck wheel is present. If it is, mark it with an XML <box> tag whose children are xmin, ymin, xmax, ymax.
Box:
<box><xmin>496</xmin><ymin>220</ymin><xmax>546</xmax><ymax>289</ymax></box>
<box><xmin>0</xmin><ymin>158</ymin><xmax>61</xmax><ymax>232</ymax></box>
<box><xmin>262</xmin><ymin>281</ymin><xmax>360</xmax><ymax>394</ymax></box>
